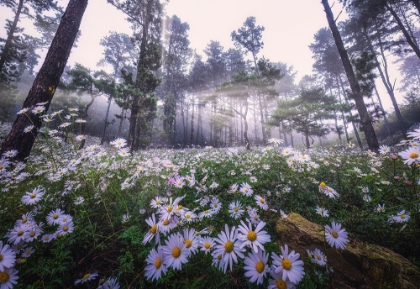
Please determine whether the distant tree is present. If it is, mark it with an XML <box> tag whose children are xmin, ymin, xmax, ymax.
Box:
<box><xmin>108</xmin><ymin>0</ymin><xmax>164</xmax><ymax>150</ymax></box>
<box><xmin>0</xmin><ymin>0</ymin><xmax>88</xmax><ymax>161</ymax></box>
<box><xmin>160</xmin><ymin>15</ymin><xmax>192</xmax><ymax>146</ymax></box>
<box><xmin>272</xmin><ymin>88</ymin><xmax>333</xmax><ymax>149</ymax></box>
<box><xmin>61</xmin><ymin>64</ymin><xmax>116</xmax><ymax>147</ymax></box>
<box><xmin>321</xmin><ymin>0</ymin><xmax>379</xmax><ymax>151</ymax></box>
<box><xmin>98</xmin><ymin>31</ymin><xmax>137</xmax><ymax>141</ymax></box>
<box><xmin>231</xmin><ymin>16</ymin><xmax>264</xmax><ymax>72</ymax></box>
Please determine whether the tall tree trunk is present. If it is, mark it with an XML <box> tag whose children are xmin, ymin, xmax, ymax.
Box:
<box><xmin>373</xmin><ymin>85</ymin><xmax>391</xmax><ymax>137</ymax></box>
<box><xmin>322</xmin><ymin>0</ymin><xmax>379</xmax><ymax>151</ymax></box>
<box><xmin>0</xmin><ymin>0</ymin><xmax>88</xmax><ymax>161</ymax></box>
<box><xmin>386</xmin><ymin>3</ymin><xmax>420</xmax><ymax>60</ymax></box>
<box><xmin>258</xmin><ymin>94</ymin><xmax>266</xmax><ymax>143</ymax></box>
<box><xmin>367</xmin><ymin>24</ymin><xmax>407</xmax><ymax>137</ymax></box>
<box><xmin>190</xmin><ymin>98</ymin><xmax>194</xmax><ymax>145</ymax></box>
<box><xmin>338</xmin><ymin>75</ymin><xmax>364</xmax><ymax>149</ymax></box>
<box><xmin>0</xmin><ymin>0</ymin><xmax>24</xmax><ymax>73</ymax></box>
<box><xmin>128</xmin><ymin>0</ymin><xmax>153</xmax><ymax>151</ymax></box>
<box><xmin>101</xmin><ymin>96</ymin><xmax>112</xmax><ymax>145</ymax></box>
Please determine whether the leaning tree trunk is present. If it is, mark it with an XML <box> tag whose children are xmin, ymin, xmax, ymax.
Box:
<box><xmin>322</xmin><ymin>0</ymin><xmax>379</xmax><ymax>151</ymax></box>
<box><xmin>0</xmin><ymin>0</ymin><xmax>88</xmax><ymax>162</ymax></box>
<box><xmin>0</xmin><ymin>0</ymin><xmax>24</xmax><ymax>73</ymax></box>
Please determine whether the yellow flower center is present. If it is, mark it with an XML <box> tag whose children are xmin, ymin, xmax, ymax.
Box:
<box><xmin>401</xmin><ymin>214</ymin><xmax>406</xmax><ymax>219</ymax></box>
<box><xmin>204</xmin><ymin>242</ymin><xmax>211</xmax><ymax>249</ymax></box>
<box><xmin>205</xmin><ymin>210</ymin><xmax>209</xmax><ymax>214</ymax></box>
<box><xmin>163</xmin><ymin>219</ymin><xmax>170</xmax><ymax>226</ymax></box>
<box><xmin>172</xmin><ymin>247</ymin><xmax>181</xmax><ymax>258</ymax></box>
<box><xmin>53</xmin><ymin>214</ymin><xmax>59</xmax><ymax>219</ymax></box>
<box><xmin>253</xmin><ymin>215</ymin><xmax>258</xmax><ymax>221</ymax></box>
<box><xmin>30</xmin><ymin>232</ymin><xmax>35</xmax><ymax>237</ymax></box>
<box><xmin>156</xmin><ymin>200</ymin><xmax>161</xmax><ymax>205</ymax></box>
<box><xmin>247</xmin><ymin>231</ymin><xmax>257</xmax><ymax>241</ymax></box>
<box><xmin>316</xmin><ymin>255</ymin><xmax>321</xmax><ymax>260</ymax></box>
<box><xmin>255</xmin><ymin>261</ymin><xmax>265</xmax><ymax>273</ymax></box>
<box><xmin>22</xmin><ymin>218</ymin><xmax>27</xmax><ymax>223</ymax></box>
<box><xmin>213</xmin><ymin>203</ymin><xmax>218</xmax><ymax>208</ymax></box>
<box><xmin>217</xmin><ymin>254</ymin><xmax>222</xmax><ymax>260</ymax></box>
<box><xmin>63</xmin><ymin>226</ymin><xmax>69</xmax><ymax>231</ymax></box>
<box><xmin>0</xmin><ymin>272</ymin><xmax>10</xmax><ymax>282</ymax></box>
<box><xmin>177</xmin><ymin>205</ymin><xmax>183</xmax><ymax>210</ymax></box>
<box><xmin>319</xmin><ymin>182</ymin><xmax>326</xmax><ymax>188</ymax></box>
<box><xmin>154</xmin><ymin>257</ymin><xmax>162</xmax><ymax>269</ymax></box>
<box><xmin>0</xmin><ymin>165</ymin><xmax>3</xmax><ymax>170</ymax></box>
<box><xmin>225</xmin><ymin>241</ymin><xmax>234</xmax><ymax>253</ymax></box>
<box><xmin>0</xmin><ymin>254</ymin><xmax>3</xmax><ymax>261</ymax></box>
<box><xmin>30</xmin><ymin>193</ymin><xmax>36</xmax><ymax>198</ymax></box>
<box><xmin>276</xmin><ymin>279</ymin><xmax>286</xmax><ymax>289</ymax></box>
<box><xmin>332</xmin><ymin>231</ymin><xmax>338</xmax><ymax>238</ymax></box>
<box><xmin>260</xmin><ymin>198</ymin><xmax>265</xmax><ymax>203</ymax></box>
<box><xmin>17</xmin><ymin>230</ymin><xmax>24</xmax><ymax>236</ymax></box>
<box><xmin>410</xmin><ymin>152</ymin><xmax>419</xmax><ymax>159</ymax></box>
<box><xmin>83</xmin><ymin>273</ymin><xmax>90</xmax><ymax>279</ymax></box>
<box><xmin>167</xmin><ymin>205</ymin><xmax>173</xmax><ymax>212</ymax></box>
<box><xmin>233</xmin><ymin>207</ymin><xmax>239</xmax><ymax>212</ymax></box>
<box><xmin>282</xmin><ymin>259</ymin><xmax>292</xmax><ymax>270</ymax></box>
<box><xmin>184</xmin><ymin>239</ymin><xmax>192</xmax><ymax>248</ymax></box>
<box><xmin>151</xmin><ymin>225</ymin><xmax>157</xmax><ymax>234</ymax></box>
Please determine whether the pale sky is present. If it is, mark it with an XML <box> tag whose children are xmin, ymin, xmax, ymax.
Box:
<box><xmin>70</xmin><ymin>0</ymin><xmax>333</xmax><ymax>78</ymax></box>
<box><xmin>1</xmin><ymin>0</ymin><xmax>403</xmax><ymax>110</ymax></box>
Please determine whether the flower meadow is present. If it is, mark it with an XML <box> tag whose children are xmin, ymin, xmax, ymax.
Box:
<box><xmin>1</xmin><ymin>111</ymin><xmax>420</xmax><ymax>288</ymax></box>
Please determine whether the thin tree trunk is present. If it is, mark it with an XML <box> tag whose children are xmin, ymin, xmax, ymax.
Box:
<box><xmin>322</xmin><ymin>0</ymin><xmax>379</xmax><ymax>151</ymax></box>
<box><xmin>190</xmin><ymin>98</ymin><xmax>194</xmax><ymax>145</ymax></box>
<box><xmin>338</xmin><ymin>75</ymin><xmax>364</xmax><ymax>149</ymax></box>
<box><xmin>367</xmin><ymin>24</ymin><xmax>407</xmax><ymax>137</ymax></box>
<box><xmin>258</xmin><ymin>94</ymin><xmax>266</xmax><ymax>143</ymax></box>
<box><xmin>1</xmin><ymin>0</ymin><xmax>88</xmax><ymax>161</ymax></box>
<box><xmin>0</xmin><ymin>0</ymin><xmax>24</xmax><ymax>73</ymax></box>
<box><xmin>373</xmin><ymin>85</ymin><xmax>391</xmax><ymax>137</ymax></box>
<box><xmin>386</xmin><ymin>3</ymin><xmax>420</xmax><ymax>60</ymax></box>
<box><xmin>101</xmin><ymin>96</ymin><xmax>112</xmax><ymax>145</ymax></box>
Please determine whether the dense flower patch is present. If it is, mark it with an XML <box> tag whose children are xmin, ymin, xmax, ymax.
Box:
<box><xmin>0</xmin><ymin>116</ymin><xmax>419</xmax><ymax>288</ymax></box>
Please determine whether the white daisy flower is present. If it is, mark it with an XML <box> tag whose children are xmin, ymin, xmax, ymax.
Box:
<box><xmin>0</xmin><ymin>267</ymin><xmax>19</xmax><ymax>288</ymax></box>
<box><xmin>0</xmin><ymin>241</ymin><xmax>16</xmax><ymax>271</ymax></box>
<box><xmin>325</xmin><ymin>221</ymin><xmax>349</xmax><ymax>250</ymax></box>
<box><xmin>399</xmin><ymin>147</ymin><xmax>420</xmax><ymax>165</ymax></box>
<box><xmin>244</xmin><ymin>249</ymin><xmax>269</xmax><ymax>285</ymax></box>
<box><xmin>267</xmin><ymin>268</ymin><xmax>296</xmax><ymax>289</ymax></box>
<box><xmin>238</xmin><ymin>219</ymin><xmax>271</xmax><ymax>253</ymax></box>
<box><xmin>75</xmin><ymin>272</ymin><xmax>98</xmax><ymax>285</ymax></box>
<box><xmin>212</xmin><ymin>224</ymin><xmax>244</xmax><ymax>273</ymax></box>
<box><xmin>21</xmin><ymin>187</ymin><xmax>45</xmax><ymax>205</ymax></box>
<box><xmin>254</xmin><ymin>195</ymin><xmax>268</xmax><ymax>210</ymax></box>
<box><xmin>199</xmin><ymin>236</ymin><xmax>215</xmax><ymax>255</ymax></box>
<box><xmin>240</xmin><ymin>182</ymin><xmax>253</xmax><ymax>197</ymax></box>
<box><xmin>182</xmin><ymin>228</ymin><xmax>199</xmax><ymax>256</ymax></box>
<box><xmin>272</xmin><ymin>244</ymin><xmax>305</xmax><ymax>284</ymax></box>
<box><xmin>229</xmin><ymin>201</ymin><xmax>244</xmax><ymax>219</ymax></box>
<box><xmin>46</xmin><ymin>209</ymin><xmax>66</xmax><ymax>225</ymax></box>
<box><xmin>143</xmin><ymin>213</ymin><xmax>160</xmax><ymax>245</ymax></box>
<box><xmin>162</xmin><ymin>233</ymin><xmax>189</xmax><ymax>270</ymax></box>
<box><xmin>312</xmin><ymin>248</ymin><xmax>327</xmax><ymax>266</ymax></box>
<box><xmin>145</xmin><ymin>247</ymin><xmax>167</xmax><ymax>281</ymax></box>
<box><xmin>316</xmin><ymin>206</ymin><xmax>329</xmax><ymax>217</ymax></box>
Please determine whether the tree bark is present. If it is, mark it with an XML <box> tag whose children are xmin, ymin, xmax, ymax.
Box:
<box><xmin>101</xmin><ymin>96</ymin><xmax>112</xmax><ymax>145</ymax></box>
<box><xmin>386</xmin><ymin>3</ymin><xmax>420</xmax><ymax>60</ymax></box>
<box><xmin>0</xmin><ymin>0</ymin><xmax>88</xmax><ymax>161</ymax></box>
<box><xmin>322</xmin><ymin>0</ymin><xmax>379</xmax><ymax>151</ymax></box>
<box><xmin>0</xmin><ymin>0</ymin><xmax>24</xmax><ymax>74</ymax></box>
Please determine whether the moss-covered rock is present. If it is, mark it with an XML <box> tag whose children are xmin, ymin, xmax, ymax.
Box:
<box><xmin>275</xmin><ymin>213</ymin><xmax>420</xmax><ymax>289</ymax></box>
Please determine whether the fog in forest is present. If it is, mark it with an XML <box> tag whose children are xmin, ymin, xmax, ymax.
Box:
<box><xmin>1</xmin><ymin>0</ymin><xmax>420</xmax><ymax>152</ymax></box>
